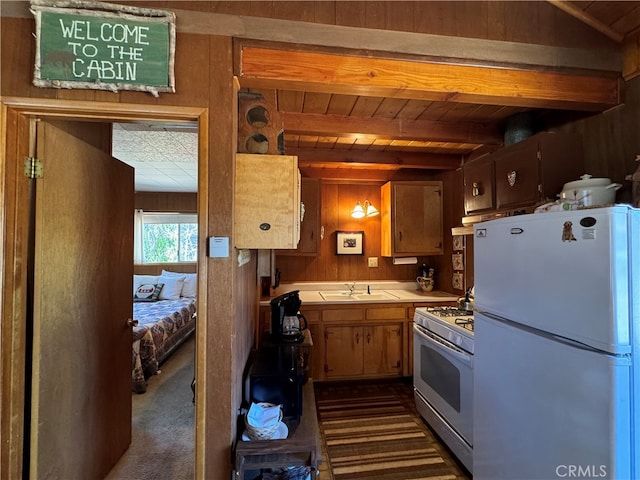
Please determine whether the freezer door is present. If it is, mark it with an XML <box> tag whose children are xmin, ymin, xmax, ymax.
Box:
<box><xmin>473</xmin><ymin>312</ymin><xmax>632</xmax><ymax>480</ymax></box>
<box><xmin>474</xmin><ymin>206</ymin><xmax>634</xmax><ymax>353</ymax></box>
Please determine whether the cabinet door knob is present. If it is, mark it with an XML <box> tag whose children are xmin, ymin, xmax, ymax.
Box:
<box><xmin>507</xmin><ymin>170</ymin><xmax>517</xmax><ymax>187</ymax></box>
<box><xmin>472</xmin><ymin>182</ymin><xmax>482</xmax><ymax>197</ymax></box>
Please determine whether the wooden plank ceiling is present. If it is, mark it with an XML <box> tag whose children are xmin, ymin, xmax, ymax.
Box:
<box><xmin>235</xmin><ymin>1</ymin><xmax>639</xmax><ymax>180</ymax></box>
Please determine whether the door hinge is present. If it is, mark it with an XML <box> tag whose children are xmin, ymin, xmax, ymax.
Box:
<box><xmin>24</xmin><ymin>156</ymin><xmax>43</xmax><ymax>179</ymax></box>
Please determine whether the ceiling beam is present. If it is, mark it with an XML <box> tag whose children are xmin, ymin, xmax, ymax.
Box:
<box><xmin>2</xmin><ymin>2</ymin><xmax>622</xmax><ymax>71</ymax></box>
<box><xmin>238</xmin><ymin>47</ymin><xmax>621</xmax><ymax>112</ymax></box>
<box><xmin>298</xmin><ymin>166</ymin><xmax>438</xmax><ymax>181</ymax></box>
<box><xmin>281</xmin><ymin>112</ymin><xmax>502</xmax><ymax>146</ymax></box>
<box><xmin>287</xmin><ymin>147</ymin><xmax>462</xmax><ymax>170</ymax></box>
<box><xmin>546</xmin><ymin>0</ymin><xmax>624</xmax><ymax>43</ymax></box>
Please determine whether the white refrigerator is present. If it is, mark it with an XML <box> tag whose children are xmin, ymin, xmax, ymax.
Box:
<box><xmin>473</xmin><ymin>205</ymin><xmax>639</xmax><ymax>480</ymax></box>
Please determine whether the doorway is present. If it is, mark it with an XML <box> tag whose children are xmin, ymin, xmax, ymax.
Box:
<box><xmin>0</xmin><ymin>98</ymin><xmax>208</xmax><ymax>479</ymax></box>
<box><xmin>109</xmin><ymin>119</ymin><xmax>199</xmax><ymax>477</ymax></box>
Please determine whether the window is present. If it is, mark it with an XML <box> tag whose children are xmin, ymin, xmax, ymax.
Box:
<box><xmin>134</xmin><ymin>211</ymin><xmax>197</xmax><ymax>263</ymax></box>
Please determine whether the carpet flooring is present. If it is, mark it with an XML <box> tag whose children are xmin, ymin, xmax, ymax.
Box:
<box><xmin>106</xmin><ymin>335</ymin><xmax>195</xmax><ymax>480</ymax></box>
<box><xmin>314</xmin><ymin>380</ymin><xmax>471</xmax><ymax>480</ymax></box>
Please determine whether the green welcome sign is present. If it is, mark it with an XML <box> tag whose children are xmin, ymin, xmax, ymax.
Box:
<box><xmin>32</xmin><ymin>1</ymin><xmax>175</xmax><ymax>96</ymax></box>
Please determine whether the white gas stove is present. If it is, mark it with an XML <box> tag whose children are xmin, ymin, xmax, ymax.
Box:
<box><xmin>413</xmin><ymin>306</ymin><xmax>474</xmax><ymax>354</ymax></box>
<box><xmin>413</xmin><ymin>305</ymin><xmax>474</xmax><ymax>473</ymax></box>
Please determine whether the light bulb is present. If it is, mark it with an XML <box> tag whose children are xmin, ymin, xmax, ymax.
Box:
<box><xmin>365</xmin><ymin>201</ymin><xmax>379</xmax><ymax>217</ymax></box>
<box><xmin>351</xmin><ymin>202</ymin><xmax>365</xmax><ymax>218</ymax></box>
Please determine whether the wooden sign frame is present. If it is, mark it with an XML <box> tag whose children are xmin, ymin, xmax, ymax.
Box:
<box><xmin>31</xmin><ymin>0</ymin><xmax>176</xmax><ymax>97</ymax></box>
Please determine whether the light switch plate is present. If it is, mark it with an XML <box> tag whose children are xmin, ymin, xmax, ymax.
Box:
<box><xmin>368</xmin><ymin>257</ymin><xmax>378</xmax><ymax>267</ymax></box>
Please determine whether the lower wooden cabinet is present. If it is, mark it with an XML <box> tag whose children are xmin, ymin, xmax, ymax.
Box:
<box><xmin>320</xmin><ymin>305</ymin><xmax>406</xmax><ymax>380</ymax></box>
<box><xmin>258</xmin><ymin>302</ymin><xmax>454</xmax><ymax>382</ymax></box>
<box><xmin>324</xmin><ymin>324</ymin><xmax>403</xmax><ymax>378</ymax></box>
<box><xmin>325</xmin><ymin>323</ymin><xmax>403</xmax><ymax>379</ymax></box>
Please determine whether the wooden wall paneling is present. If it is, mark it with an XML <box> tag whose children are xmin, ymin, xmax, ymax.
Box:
<box><xmin>549</xmin><ymin>1</ymin><xmax>620</xmax><ymax>50</ymax></box>
<box><xmin>273</xmin><ymin>1</ymin><xmax>315</xmax><ymax>22</ymax></box>
<box><xmin>532</xmin><ymin>1</ymin><xmax>558</xmax><ymax>46</ymax></box>
<box><xmin>503</xmin><ymin>1</ymin><xmax>543</xmax><ymax>45</ymax></box>
<box><xmin>321</xmin><ymin>182</ymin><xmax>340</xmax><ymax>280</ymax></box>
<box><xmin>134</xmin><ymin>192</ymin><xmax>197</xmax><ymax>212</ymax></box>
<box><xmin>558</xmin><ymin>76</ymin><xmax>640</xmax><ymax>204</ymax></box>
<box><xmin>453</xmin><ymin>1</ymin><xmax>489</xmax><ymax>39</ymax></box>
<box><xmin>312</xmin><ymin>1</ymin><xmax>336</xmax><ymax>25</ymax></box>
<box><xmin>623</xmin><ymin>34</ymin><xmax>640</xmax><ymax>80</ymax></box>
<box><xmin>486</xmin><ymin>1</ymin><xmax>507</xmax><ymax>40</ymax></box>
<box><xmin>437</xmin><ymin>169</ymin><xmax>465</xmax><ymax>294</ymax></box>
<box><xmin>383</xmin><ymin>2</ymin><xmax>415</xmax><ymax>32</ymax></box>
<box><xmin>133</xmin><ymin>262</ymin><xmax>197</xmax><ymax>275</ymax></box>
<box><xmin>0</xmin><ymin>18</ymin><xmax>36</xmax><ymax>98</ymax></box>
<box><xmin>160</xmin><ymin>32</ymin><xmax>211</xmax><ymax>107</ymax></box>
<box><xmin>207</xmin><ymin>1</ymin><xmax>251</xmax><ymax>16</ymax></box>
<box><xmin>275</xmin><ymin>180</ymin><xmax>448</xmax><ymax>283</ymax></box>
<box><xmin>414</xmin><ymin>2</ymin><xmax>456</xmax><ymax>37</ymax></box>
<box><xmin>335</xmin><ymin>1</ymin><xmax>366</xmax><ymax>28</ymax></box>
<box><xmin>0</xmin><ymin>108</ymin><xmax>32</xmax><ymax>480</ymax></box>
<box><xmin>204</xmin><ymin>34</ymin><xmax>239</xmax><ymax>478</ymax></box>
<box><xmin>363</xmin><ymin>2</ymin><xmax>385</xmax><ymax>30</ymax></box>
<box><xmin>56</xmin><ymin>87</ymin><xmax>98</xmax><ymax>103</ymax></box>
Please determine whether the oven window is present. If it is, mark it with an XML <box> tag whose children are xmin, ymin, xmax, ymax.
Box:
<box><xmin>420</xmin><ymin>345</ymin><xmax>461</xmax><ymax>412</ymax></box>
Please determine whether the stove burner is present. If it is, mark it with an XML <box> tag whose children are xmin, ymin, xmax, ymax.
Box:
<box><xmin>426</xmin><ymin>306</ymin><xmax>473</xmax><ymax>317</ymax></box>
<box><xmin>455</xmin><ymin>317</ymin><xmax>474</xmax><ymax>332</ymax></box>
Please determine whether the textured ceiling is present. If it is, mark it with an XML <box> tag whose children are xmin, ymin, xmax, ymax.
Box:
<box><xmin>111</xmin><ymin>123</ymin><xmax>198</xmax><ymax>193</ymax></box>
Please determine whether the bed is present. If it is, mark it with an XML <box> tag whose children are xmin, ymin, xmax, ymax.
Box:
<box><xmin>131</xmin><ymin>271</ymin><xmax>197</xmax><ymax>393</ymax></box>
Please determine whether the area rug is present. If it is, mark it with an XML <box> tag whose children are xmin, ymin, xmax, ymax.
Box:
<box><xmin>314</xmin><ymin>381</ymin><xmax>469</xmax><ymax>480</ymax></box>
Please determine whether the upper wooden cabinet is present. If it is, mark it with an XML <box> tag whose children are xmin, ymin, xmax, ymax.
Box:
<box><xmin>235</xmin><ymin>154</ymin><xmax>300</xmax><ymax>249</ymax></box>
<box><xmin>463</xmin><ymin>154</ymin><xmax>495</xmax><ymax>215</ymax></box>
<box><xmin>381</xmin><ymin>181</ymin><xmax>443</xmax><ymax>257</ymax></box>
<box><xmin>277</xmin><ymin>177</ymin><xmax>320</xmax><ymax>256</ymax></box>
<box><xmin>464</xmin><ymin>132</ymin><xmax>584</xmax><ymax>216</ymax></box>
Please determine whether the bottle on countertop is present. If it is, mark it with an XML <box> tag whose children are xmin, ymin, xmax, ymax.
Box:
<box><xmin>420</xmin><ymin>264</ymin><xmax>430</xmax><ymax>278</ymax></box>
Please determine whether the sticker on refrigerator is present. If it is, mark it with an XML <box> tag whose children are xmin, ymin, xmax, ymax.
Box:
<box><xmin>562</xmin><ymin>221</ymin><xmax>577</xmax><ymax>242</ymax></box>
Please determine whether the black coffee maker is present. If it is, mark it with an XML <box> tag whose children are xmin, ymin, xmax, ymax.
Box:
<box><xmin>270</xmin><ymin>290</ymin><xmax>308</xmax><ymax>343</ymax></box>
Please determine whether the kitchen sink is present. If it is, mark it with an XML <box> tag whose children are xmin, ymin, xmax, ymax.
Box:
<box><xmin>319</xmin><ymin>291</ymin><xmax>399</xmax><ymax>301</ymax></box>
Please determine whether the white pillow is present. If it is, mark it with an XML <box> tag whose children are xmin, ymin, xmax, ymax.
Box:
<box><xmin>133</xmin><ymin>275</ymin><xmax>160</xmax><ymax>296</ymax></box>
<box><xmin>162</xmin><ymin>270</ymin><xmax>197</xmax><ymax>298</ymax></box>
<box><xmin>158</xmin><ymin>275</ymin><xmax>186</xmax><ymax>300</ymax></box>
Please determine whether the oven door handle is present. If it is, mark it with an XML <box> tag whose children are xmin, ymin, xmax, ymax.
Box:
<box><xmin>414</xmin><ymin>324</ymin><xmax>473</xmax><ymax>367</ymax></box>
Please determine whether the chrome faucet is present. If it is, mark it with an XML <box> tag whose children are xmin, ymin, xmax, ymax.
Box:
<box><xmin>344</xmin><ymin>282</ymin><xmax>356</xmax><ymax>295</ymax></box>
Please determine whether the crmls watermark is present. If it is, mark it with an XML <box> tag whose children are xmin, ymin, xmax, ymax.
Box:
<box><xmin>556</xmin><ymin>464</ymin><xmax>607</xmax><ymax>478</ymax></box>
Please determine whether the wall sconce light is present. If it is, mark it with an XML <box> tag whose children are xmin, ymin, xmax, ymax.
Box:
<box><xmin>351</xmin><ymin>200</ymin><xmax>379</xmax><ymax>218</ymax></box>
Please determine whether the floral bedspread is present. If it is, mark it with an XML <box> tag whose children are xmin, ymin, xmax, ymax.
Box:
<box><xmin>132</xmin><ymin>298</ymin><xmax>196</xmax><ymax>393</ymax></box>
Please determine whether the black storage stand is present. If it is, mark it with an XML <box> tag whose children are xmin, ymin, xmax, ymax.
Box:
<box><xmin>235</xmin><ymin>330</ymin><xmax>319</xmax><ymax>478</ymax></box>
<box><xmin>233</xmin><ymin>380</ymin><xmax>321</xmax><ymax>478</ymax></box>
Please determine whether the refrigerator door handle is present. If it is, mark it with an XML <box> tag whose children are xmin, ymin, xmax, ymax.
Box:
<box><xmin>482</xmin><ymin>311</ymin><xmax>628</xmax><ymax>358</ymax></box>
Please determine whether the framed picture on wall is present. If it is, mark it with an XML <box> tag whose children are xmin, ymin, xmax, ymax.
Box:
<box><xmin>336</xmin><ymin>231</ymin><xmax>364</xmax><ymax>255</ymax></box>
<box><xmin>452</xmin><ymin>235</ymin><xmax>464</xmax><ymax>251</ymax></box>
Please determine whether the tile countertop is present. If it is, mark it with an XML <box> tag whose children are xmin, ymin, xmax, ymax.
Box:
<box><xmin>261</xmin><ymin>281</ymin><xmax>459</xmax><ymax>306</ymax></box>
